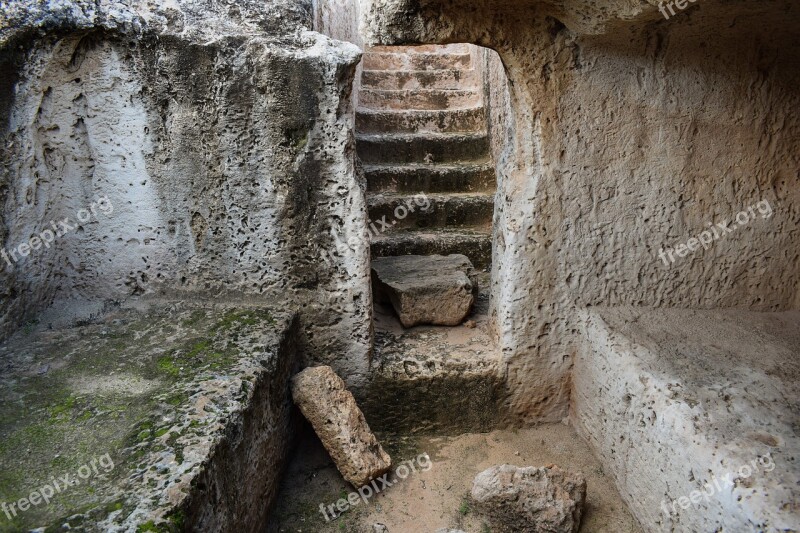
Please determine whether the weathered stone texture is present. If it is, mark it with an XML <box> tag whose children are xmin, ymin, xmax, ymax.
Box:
<box><xmin>372</xmin><ymin>254</ymin><xmax>475</xmax><ymax>327</ymax></box>
<box><xmin>0</xmin><ymin>0</ymin><xmax>372</xmax><ymax>387</ymax></box>
<box><xmin>572</xmin><ymin>307</ymin><xmax>800</xmax><ymax>532</ymax></box>
<box><xmin>291</xmin><ymin>365</ymin><xmax>392</xmax><ymax>487</ymax></box>
<box><xmin>359</xmin><ymin>0</ymin><xmax>800</xmax><ymax>426</ymax></box>
<box><xmin>471</xmin><ymin>464</ymin><xmax>587</xmax><ymax>533</ymax></box>
<box><xmin>0</xmin><ymin>302</ymin><xmax>299</xmax><ymax>532</ymax></box>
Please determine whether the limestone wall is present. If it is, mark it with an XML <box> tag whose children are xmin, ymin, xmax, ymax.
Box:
<box><xmin>314</xmin><ymin>0</ymin><xmax>364</xmax><ymax>47</ymax></box>
<box><xmin>0</xmin><ymin>0</ymin><xmax>372</xmax><ymax>386</ymax></box>
<box><xmin>359</xmin><ymin>0</ymin><xmax>800</xmax><ymax>423</ymax></box>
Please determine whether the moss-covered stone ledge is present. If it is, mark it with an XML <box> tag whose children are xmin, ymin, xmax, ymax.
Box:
<box><xmin>0</xmin><ymin>301</ymin><xmax>299</xmax><ymax>532</ymax></box>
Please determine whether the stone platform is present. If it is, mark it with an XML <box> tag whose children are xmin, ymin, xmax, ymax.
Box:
<box><xmin>572</xmin><ymin>307</ymin><xmax>800</xmax><ymax>532</ymax></box>
<box><xmin>0</xmin><ymin>300</ymin><xmax>298</xmax><ymax>532</ymax></box>
<box><xmin>359</xmin><ymin>272</ymin><xmax>506</xmax><ymax>435</ymax></box>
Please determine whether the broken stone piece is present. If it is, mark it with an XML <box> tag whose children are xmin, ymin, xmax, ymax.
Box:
<box><xmin>471</xmin><ymin>464</ymin><xmax>587</xmax><ymax>533</ymax></box>
<box><xmin>291</xmin><ymin>366</ymin><xmax>391</xmax><ymax>487</ymax></box>
<box><xmin>371</xmin><ymin>254</ymin><xmax>476</xmax><ymax>327</ymax></box>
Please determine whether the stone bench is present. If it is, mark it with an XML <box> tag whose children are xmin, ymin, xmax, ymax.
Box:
<box><xmin>572</xmin><ymin>307</ymin><xmax>800</xmax><ymax>532</ymax></box>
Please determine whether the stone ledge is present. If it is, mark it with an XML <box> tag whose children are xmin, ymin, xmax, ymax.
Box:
<box><xmin>0</xmin><ymin>300</ymin><xmax>299</xmax><ymax>532</ymax></box>
<box><xmin>359</xmin><ymin>315</ymin><xmax>506</xmax><ymax>434</ymax></box>
<box><xmin>572</xmin><ymin>307</ymin><xmax>800</xmax><ymax>532</ymax></box>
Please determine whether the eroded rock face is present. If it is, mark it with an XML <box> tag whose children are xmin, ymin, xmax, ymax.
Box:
<box><xmin>0</xmin><ymin>0</ymin><xmax>372</xmax><ymax>388</ymax></box>
<box><xmin>573</xmin><ymin>308</ymin><xmax>800</xmax><ymax>532</ymax></box>
<box><xmin>291</xmin><ymin>365</ymin><xmax>392</xmax><ymax>487</ymax></box>
<box><xmin>358</xmin><ymin>0</ymin><xmax>800</xmax><ymax>430</ymax></box>
<box><xmin>372</xmin><ymin>254</ymin><xmax>475</xmax><ymax>327</ymax></box>
<box><xmin>471</xmin><ymin>464</ymin><xmax>587</xmax><ymax>533</ymax></box>
<box><xmin>0</xmin><ymin>302</ymin><xmax>299</xmax><ymax>531</ymax></box>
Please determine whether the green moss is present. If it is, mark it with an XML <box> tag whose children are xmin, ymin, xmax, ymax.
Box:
<box><xmin>157</xmin><ymin>356</ymin><xmax>181</xmax><ymax>377</ymax></box>
<box><xmin>167</xmin><ymin>509</ymin><xmax>186</xmax><ymax>529</ymax></box>
<box><xmin>22</xmin><ymin>319</ymin><xmax>38</xmax><ymax>335</ymax></box>
<box><xmin>459</xmin><ymin>498</ymin><xmax>471</xmax><ymax>516</ymax></box>
<box><xmin>181</xmin><ymin>310</ymin><xmax>206</xmax><ymax>327</ymax></box>
<box><xmin>77</xmin><ymin>410</ymin><xmax>94</xmax><ymax>422</ymax></box>
<box><xmin>49</xmin><ymin>395</ymin><xmax>78</xmax><ymax>422</ymax></box>
<box><xmin>135</xmin><ymin>516</ymin><xmax>183</xmax><ymax>533</ymax></box>
<box><xmin>186</xmin><ymin>340</ymin><xmax>210</xmax><ymax>358</ymax></box>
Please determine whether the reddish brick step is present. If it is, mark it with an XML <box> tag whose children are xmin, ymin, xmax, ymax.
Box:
<box><xmin>356</xmin><ymin>107</ymin><xmax>486</xmax><ymax>134</ymax></box>
<box><xmin>359</xmin><ymin>89</ymin><xmax>481</xmax><ymax>111</ymax></box>
<box><xmin>361</xmin><ymin>69</ymin><xmax>480</xmax><ymax>91</ymax></box>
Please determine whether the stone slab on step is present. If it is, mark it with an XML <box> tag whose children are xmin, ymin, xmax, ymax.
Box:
<box><xmin>356</xmin><ymin>132</ymin><xmax>490</xmax><ymax>165</ymax></box>
<box><xmin>362</xmin><ymin>52</ymin><xmax>472</xmax><ymax>71</ymax></box>
<box><xmin>291</xmin><ymin>366</ymin><xmax>392</xmax><ymax>487</ymax></box>
<box><xmin>572</xmin><ymin>307</ymin><xmax>800</xmax><ymax>532</ymax></box>
<box><xmin>371</xmin><ymin>254</ymin><xmax>476</xmax><ymax>327</ymax></box>
<box><xmin>365</xmin><ymin>162</ymin><xmax>496</xmax><ymax>194</ymax></box>
<box><xmin>471</xmin><ymin>464</ymin><xmax>587</xmax><ymax>533</ymax></box>
<box><xmin>359</xmin><ymin>89</ymin><xmax>482</xmax><ymax>111</ymax></box>
<box><xmin>367</xmin><ymin>192</ymin><xmax>494</xmax><ymax>230</ymax></box>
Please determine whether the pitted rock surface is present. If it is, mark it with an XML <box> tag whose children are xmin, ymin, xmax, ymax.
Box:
<box><xmin>371</xmin><ymin>254</ymin><xmax>476</xmax><ymax>327</ymax></box>
<box><xmin>291</xmin><ymin>365</ymin><xmax>392</xmax><ymax>487</ymax></box>
<box><xmin>471</xmin><ymin>464</ymin><xmax>587</xmax><ymax>533</ymax></box>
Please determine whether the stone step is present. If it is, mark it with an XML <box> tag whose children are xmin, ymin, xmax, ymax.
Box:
<box><xmin>361</xmin><ymin>68</ymin><xmax>480</xmax><ymax>91</ymax></box>
<box><xmin>356</xmin><ymin>132</ymin><xmax>490</xmax><ymax>165</ymax></box>
<box><xmin>359</xmin><ymin>89</ymin><xmax>482</xmax><ymax>111</ymax></box>
<box><xmin>368</xmin><ymin>44</ymin><xmax>471</xmax><ymax>55</ymax></box>
<box><xmin>365</xmin><ymin>163</ymin><xmax>496</xmax><ymax>193</ymax></box>
<box><xmin>371</xmin><ymin>228</ymin><xmax>492</xmax><ymax>269</ymax></box>
<box><xmin>363</xmin><ymin>52</ymin><xmax>472</xmax><ymax>71</ymax></box>
<box><xmin>367</xmin><ymin>192</ymin><xmax>494</xmax><ymax>230</ymax></box>
<box><xmin>356</xmin><ymin>107</ymin><xmax>486</xmax><ymax>134</ymax></box>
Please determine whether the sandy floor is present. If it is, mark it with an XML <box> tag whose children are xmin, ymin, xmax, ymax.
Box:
<box><xmin>267</xmin><ymin>423</ymin><xmax>642</xmax><ymax>533</ymax></box>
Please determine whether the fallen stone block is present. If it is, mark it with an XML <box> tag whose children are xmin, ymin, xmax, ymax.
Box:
<box><xmin>471</xmin><ymin>464</ymin><xmax>587</xmax><ymax>533</ymax></box>
<box><xmin>291</xmin><ymin>366</ymin><xmax>392</xmax><ymax>487</ymax></box>
<box><xmin>371</xmin><ymin>254</ymin><xmax>476</xmax><ymax>327</ymax></box>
